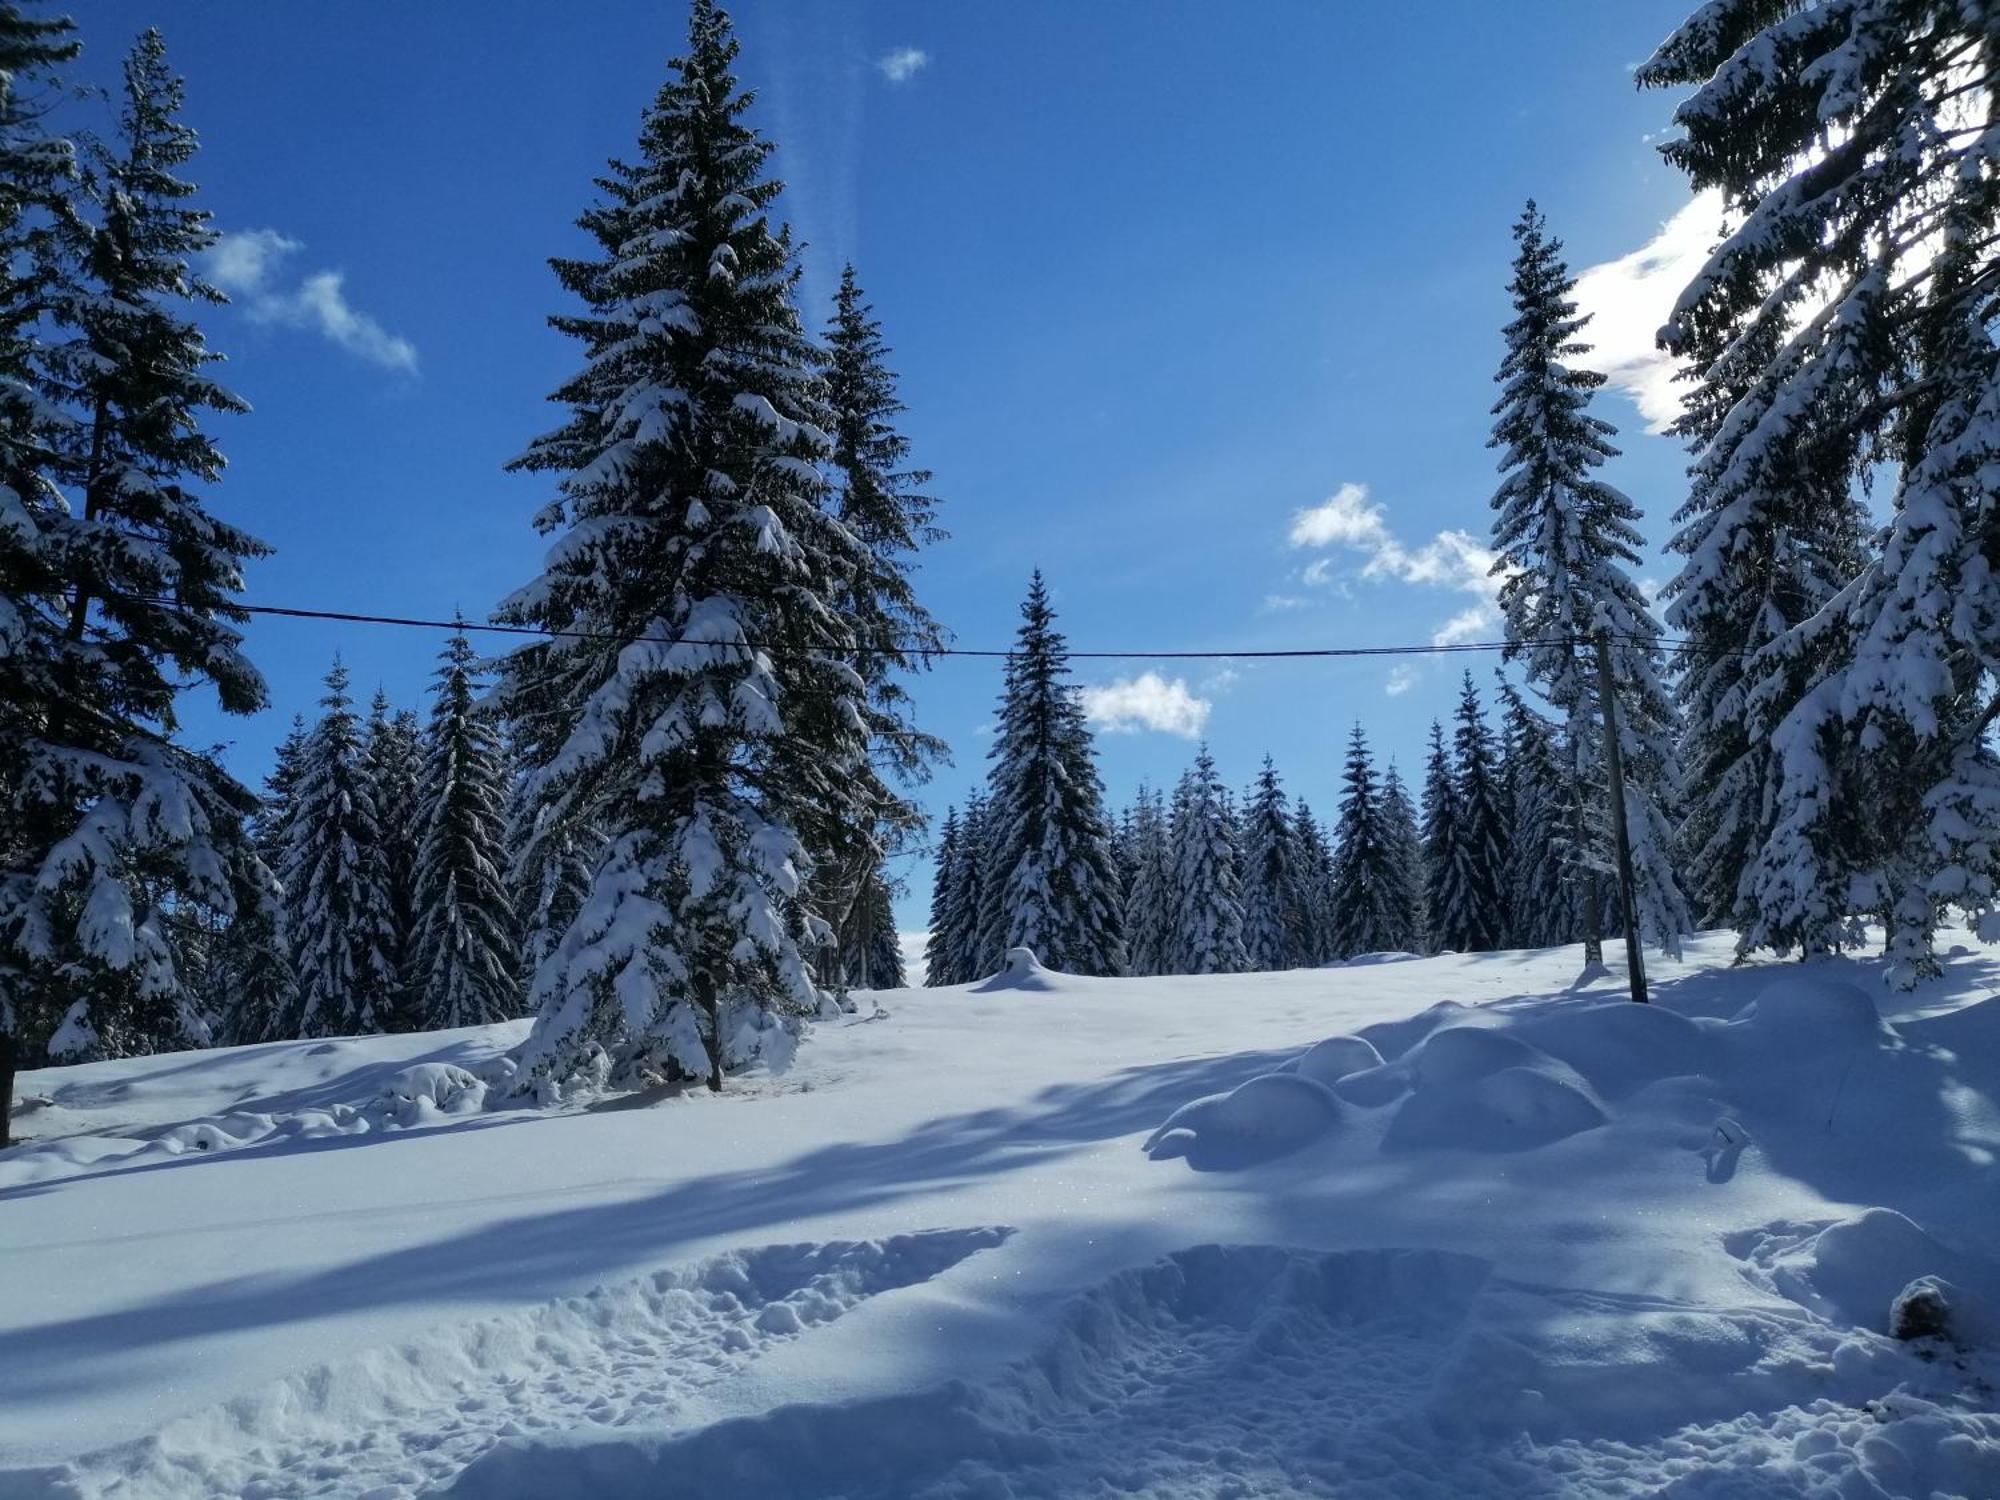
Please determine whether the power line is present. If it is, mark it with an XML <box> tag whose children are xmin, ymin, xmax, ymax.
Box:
<box><xmin>105</xmin><ymin>590</ymin><xmax>1746</xmax><ymax>661</ymax></box>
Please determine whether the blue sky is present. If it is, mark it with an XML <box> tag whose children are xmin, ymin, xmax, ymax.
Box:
<box><xmin>70</xmin><ymin>1</ymin><xmax>1711</xmax><ymax>929</ymax></box>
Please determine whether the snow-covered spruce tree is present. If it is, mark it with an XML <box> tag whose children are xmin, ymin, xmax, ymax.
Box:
<box><xmin>1328</xmin><ymin>724</ymin><xmax>1405</xmax><ymax>958</ymax></box>
<box><xmin>280</xmin><ymin>659</ymin><xmax>398</xmax><ymax>1038</ymax></box>
<box><xmin>1123</xmin><ymin>785</ymin><xmax>1177</xmax><ymax>977</ymax></box>
<box><xmin>498</xmin><ymin>2</ymin><xmax>877</xmax><ymax>1094</ymax></box>
<box><xmin>923</xmin><ymin>804</ymin><xmax>962</xmax><ymax>986</ymax></box>
<box><xmin>408</xmin><ymin>631</ymin><xmax>521</xmax><ymax>1030</ymax></box>
<box><xmin>815</xmin><ymin>263</ymin><xmax>946</xmax><ymax>979</ymax></box>
<box><xmin>1435</xmin><ymin>673</ymin><xmax>1509</xmax><ymax>953</ymax></box>
<box><xmin>1170</xmin><ymin>746</ymin><xmax>1247</xmax><ymax>974</ymax></box>
<box><xmin>1379</xmin><ymin>760</ymin><xmax>1425</xmax><ymax>954</ymax></box>
<box><xmin>1640</xmin><ymin>3</ymin><xmax>2000</xmax><ymax>982</ymax></box>
<box><xmin>364</xmin><ymin>690</ymin><xmax>423</xmax><ymax>1027</ymax></box>
<box><xmin>979</xmin><ymin>572</ymin><xmax>1124</xmax><ymax>974</ymax></box>
<box><xmin>1488</xmin><ymin>201</ymin><xmax>1689</xmax><ymax>956</ymax></box>
<box><xmin>1419</xmin><ymin>722</ymin><xmax>1458</xmax><ymax>953</ymax></box>
<box><xmin>1240</xmin><ymin>757</ymin><xmax>1305</xmax><ymax>970</ymax></box>
<box><xmin>1497</xmin><ymin>677</ymin><xmax>1576</xmax><ymax>948</ymax></box>
<box><xmin>851</xmin><ymin>866</ymin><xmax>904</xmax><ymax>990</ymax></box>
<box><xmin>2</xmin><ymin>27</ymin><xmax>276</xmax><ymax>1071</ymax></box>
<box><xmin>1289</xmin><ymin>798</ymin><xmax>1336</xmax><ymax>965</ymax></box>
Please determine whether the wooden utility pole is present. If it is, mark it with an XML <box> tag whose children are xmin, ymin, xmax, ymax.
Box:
<box><xmin>1594</xmin><ymin>629</ymin><xmax>1648</xmax><ymax>1003</ymax></box>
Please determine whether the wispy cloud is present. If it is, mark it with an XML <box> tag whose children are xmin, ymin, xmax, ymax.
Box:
<box><xmin>1572</xmin><ymin>191</ymin><xmax>1723</xmax><ymax>433</ymax></box>
<box><xmin>1260</xmin><ymin>593</ymin><xmax>1311</xmax><ymax>613</ymax></box>
<box><xmin>1385</xmin><ymin>664</ymin><xmax>1418</xmax><ymax>697</ymax></box>
<box><xmin>1079</xmin><ymin>672</ymin><xmax>1211</xmax><ymax>738</ymax></box>
<box><xmin>876</xmin><ymin>46</ymin><xmax>930</xmax><ymax>83</ymax></box>
<box><xmin>204</xmin><ymin>228</ymin><xmax>418</xmax><ymax>373</ymax></box>
<box><xmin>1287</xmin><ymin>481</ymin><xmax>1506</xmax><ymax>644</ymax></box>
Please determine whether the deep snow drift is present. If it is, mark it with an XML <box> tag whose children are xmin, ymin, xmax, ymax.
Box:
<box><xmin>5</xmin><ymin>933</ymin><xmax>2000</xmax><ymax>1497</ymax></box>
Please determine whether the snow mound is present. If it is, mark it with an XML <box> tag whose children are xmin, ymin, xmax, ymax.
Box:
<box><xmin>1356</xmin><ymin>998</ymin><xmax>1481</xmax><ymax>1061</ymax></box>
<box><xmin>31</xmin><ymin>1229</ymin><xmax>1011</xmax><ymax>1500</ymax></box>
<box><xmin>1738</xmin><ymin>974</ymin><xmax>1894</xmax><ymax>1050</ymax></box>
<box><xmin>448</xmin><ymin>1244</ymin><xmax>1493</xmax><ymax>1500</ymax></box>
<box><xmin>1732</xmin><ymin>1210</ymin><xmax>2000</xmax><ymax>1342</ymax></box>
<box><xmin>971</xmin><ymin>947</ymin><xmax>1062</xmax><ymax>993</ymax></box>
<box><xmin>1142</xmin><ymin>1072</ymin><xmax>1340</xmax><ymax>1170</ymax></box>
<box><xmin>1385</xmin><ymin>1027</ymin><xmax>1608</xmax><ymax>1152</ymax></box>
<box><xmin>1292</xmin><ymin>1033</ymin><xmax>1383</xmax><ymax>1086</ymax></box>
<box><xmin>1513</xmin><ymin>1002</ymin><xmax>1711</xmax><ymax>1096</ymax></box>
<box><xmin>377</xmin><ymin>1062</ymin><xmax>490</xmax><ymax>1125</ymax></box>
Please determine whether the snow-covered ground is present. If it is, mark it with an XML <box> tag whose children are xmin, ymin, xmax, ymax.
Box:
<box><xmin>5</xmin><ymin>932</ymin><xmax>2000</xmax><ymax>1498</ymax></box>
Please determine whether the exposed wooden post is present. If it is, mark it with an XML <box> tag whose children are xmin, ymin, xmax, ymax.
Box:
<box><xmin>1594</xmin><ymin>629</ymin><xmax>1648</xmax><ymax>1003</ymax></box>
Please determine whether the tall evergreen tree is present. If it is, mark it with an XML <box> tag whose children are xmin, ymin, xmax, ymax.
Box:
<box><xmin>1328</xmin><ymin>724</ymin><xmax>1407</xmax><ymax>958</ymax></box>
<box><xmin>1123</xmin><ymin>785</ymin><xmax>1177</xmax><ymax>977</ymax></box>
<box><xmin>1487</xmin><ymin>201</ymin><xmax>1688</xmax><ymax>956</ymax></box>
<box><xmin>1497</xmin><ymin>678</ymin><xmax>1575</xmax><ymax>948</ymax></box>
<box><xmin>1419</xmin><ymin>722</ymin><xmax>1458</xmax><ymax>953</ymax></box>
<box><xmin>1379</xmin><ymin>760</ymin><xmax>1425</xmax><ymax>953</ymax></box>
<box><xmin>815</xmin><ymin>263</ymin><xmax>946</xmax><ymax>972</ymax></box>
<box><xmin>979</xmin><ymin>572</ymin><xmax>1124</xmax><ymax>974</ymax></box>
<box><xmin>949</xmin><ymin>790</ymin><xmax>995</xmax><ymax>981</ymax></box>
<box><xmin>408</xmin><ymin>631</ymin><xmax>521</xmax><ymax>1030</ymax></box>
<box><xmin>1289</xmin><ymin>798</ymin><xmax>1336</xmax><ymax>966</ymax></box>
<box><xmin>280</xmin><ymin>659</ymin><xmax>398</xmax><ymax>1038</ymax></box>
<box><xmin>923</xmin><ymin>805</ymin><xmax>962</xmax><ymax>987</ymax></box>
<box><xmin>1170</xmin><ymin>746</ymin><xmax>1247</xmax><ymax>974</ymax></box>
<box><xmin>1640</xmin><ymin>2</ymin><xmax>1999</xmax><ymax>983</ymax></box>
<box><xmin>497</xmin><ymin>2</ymin><xmax>876</xmax><ymax>1093</ymax></box>
<box><xmin>2</xmin><ymin>27</ymin><xmax>273</xmax><ymax>1077</ymax></box>
<box><xmin>1240</xmin><ymin>757</ymin><xmax>1305</xmax><ymax>970</ymax></box>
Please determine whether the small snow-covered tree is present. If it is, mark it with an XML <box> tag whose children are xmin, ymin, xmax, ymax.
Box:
<box><xmin>1435</xmin><ymin>674</ymin><xmax>1509</xmax><ymax>952</ymax></box>
<box><xmin>950</xmin><ymin>791</ymin><xmax>997</xmax><ymax>980</ymax></box>
<box><xmin>1640</xmin><ymin>1</ymin><xmax>2000</xmax><ymax>983</ymax></box>
<box><xmin>1328</xmin><ymin>724</ymin><xmax>1405</xmax><ymax>958</ymax></box>
<box><xmin>1488</xmin><ymin>201</ymin><xmax>1688</xmax><ymax>957</ymax></box>
<box><xmin>1290</xmin><ymin>798</ymin><xmax>1336</xmax><ymax>965</ymax></box>
<box><xmin>979</xmin><ymin>572</ymin><xmax>1124</xmax><ymax>974</ymax></box>
<box><xmin>1123</xmin><ymin>785</ymin><xmax>1177</xmax><ymax>976</ymax></box>
<box><xmin>1170</xmin><ymin>746</ymin><xmax>1247</xmax><ymax>974</ymax></box>
<box><xmin>1380</xmin><ymin>760</ymin><xmax>1425</xmax><ymax>953</ymax></box>
<box><xmin>3</xmin><ymin>27</ymin><xmax>274</xmax><ymax>1069</ymax></box>
<box><xmin>1240</xmin><ymin>757</ymin><xmax>1305</xmax><ymax>970</ymax></box>
<box><xmin>923</xmin><ymin>805</ymin><xmax>961</xmax><ymax>987</ymax></box>
<box><xmin>408</xmin><ymin>631</ymin><xmax>521</xmax><ymax>1030</ymax></box>
<box><xmin>365</xmin><ymin>690</ymin><xmax>423</xmax><ymax>1026</ymax></box>
<box><xmin>498</xmin><ymin>1</ymin><xmax>876</xmax><ymax>1093</ymax></box>
<box><xmin>280</xmin><ymin>659</ymin><xmax>398</xmax><ymax>1038</ymax></box>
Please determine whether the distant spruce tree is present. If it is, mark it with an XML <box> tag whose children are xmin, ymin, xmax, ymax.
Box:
<box><xmin>1379</xmin><ymin>760</ymin><xmax>1425</xmax><ymax>953</ymax></box>
<box><xmin>1240</xmin><ymin>757</ymin><xmax>1305</xmax><ymax>970</ymax></box>
<box><xmin>280</xmin><ymin>659</ymin><xmax>398</xmax><ymax>1038</ymax></box>
<box><xmin>1123</xmin><ymin>785</ymin><xmax>1177</xmax><ymax>976</ymax></box>
<box><xmin>979</xmin><ymin>572</ymin><xmax>1124</xmax><ymax>974</ymax></box>
<box><xmin>1170</xmin><ymin>746</ymin><xmax>1247</xmax><ymax>974</ymax></box>
<box><xmin>1419</xmin><ymin>722</ymin><xmax>1458</xmax><ymax>953</ymax></box>
<box><xmin>816</xmin><ymin>263</ymin><xmax>946</xmax><ymax>977</ymax></box>
<box><xmin>1435</xmin><ymin>673</ymin><xmax>1509</xmax><ymax>952</ymax></box>
<box><xmin>408</xmin><ymin>631</ymin><xmax>521</xmax><ymax>1030</ymax></box>
<box><xmin>1289</xmin><ymin>798</ymin><xmax>1336</xmax><ymax>966</ymax></box>
<box><xmin>1497</xmin><ymin>678</ymin><xmax>1575</xmax><ymax>948</ymax></box>
<box><xmin>923</xmin><ymin>805</ymin><xmax>963</xmax><ymax>986</ymax></box>
<box><xmin>365</xmin><ymin>690</ymin><xmax>424</xmax><ymax>1026</ymax></box>
<box><xmin>497</xmin><ymin>2</ymin><xmax>875</xmax><ymax>1093</ymax></box>
<box><xmin>4</xmin><ymin>28</ymin><xmax>273</xmax><ymax>1069</ymax></box>
<box><xmin>1488</xmin><ymin>202</ymin><xmax>1688</xmax><ymax>957</ymax></box>
<box><xmin>1328</xmin><ymin>724</ymin><xmax>1406</xmax><ymax>958</ymax></box>
<box><xmin>950</xmin><ymin>790</ymin><xmax>996</xmax><ymax>980</ymax></box>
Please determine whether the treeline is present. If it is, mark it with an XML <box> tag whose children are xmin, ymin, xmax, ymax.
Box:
<box><xmin>925</xmin><ymin>581</ymin><xmax>1611</xmax><ymax>983</ymax></box>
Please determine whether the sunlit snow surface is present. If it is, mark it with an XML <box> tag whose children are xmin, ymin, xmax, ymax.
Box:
<box><xmin>5</xmin><ymin>932</ymin><xmax>2000</xmax><ymax>1497</ymax></box>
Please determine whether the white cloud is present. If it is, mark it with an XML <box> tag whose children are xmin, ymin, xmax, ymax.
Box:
<box><xmin>1385</xmin><ymin>664</ymin><xmax>1418</xmax><ymax>697</ymax></box>
<box><xmin>1572</xmin><ymin>191</ymin><xmax>1724</xmax><ymax>433</ymax></box>
<box><xmin>876</xmin><ymin>46</ymin><xmax>929</xmax><ymax>83</ymax></box>
<box><xmin>1079</xmin><ymin>672</ymin><xmax>1211</xmax><ymax>738</ymax></box>
<box><xmin>1430</xmin><ymin>604</ymin><xmax>1497</xmax><ymax>648</ymax></box>
<box><xmin>1260</xmin><ymin>593</ymin><xmax>1311</xmax><ymax>613</ymax></box>
<box><xmin>204</xmin><ymin>228</ymin><xmax>418</xmax><ymax>373</ymax></box>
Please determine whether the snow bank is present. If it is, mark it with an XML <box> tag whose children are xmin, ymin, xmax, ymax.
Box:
<box><xmin>1291</xmin><ymin>1033</ymin><xmax>1383</xmax><ymax>1086</ymax></box>
<box><xmin>1737</xmin><ymin>973</ymin><xmax>1895</xmax><ymax>1050</ymax></box>
<box><xmin>1734</xmin><ymin>1210</ymin><xmax>2000</xmax><ymax>1344</ymax></box>
<box><xmin>1385</xmin><ymin>1026</ymin><xmax>1607</xmax><ymax>1152</ymax></box>
<box><xmin>970</xmin><ymin>947</ymin><xmax>1062</xmax><ymax>993</ymax></box>
<box><xmin>1141</xmin><ymin>1073</ymin><xmax>1340</xmax><ymax>1170</ymax></box>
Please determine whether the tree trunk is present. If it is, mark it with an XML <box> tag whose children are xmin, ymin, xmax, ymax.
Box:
<box><xmin>0</xmin><ymin>1030</ymin><xmax>16</xmax><ymax>1150</ymax></box>
<box><xmin>694</xmin><ymin>970</ymin><xmax>723</xmax><ymax>1093</ymax></box>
